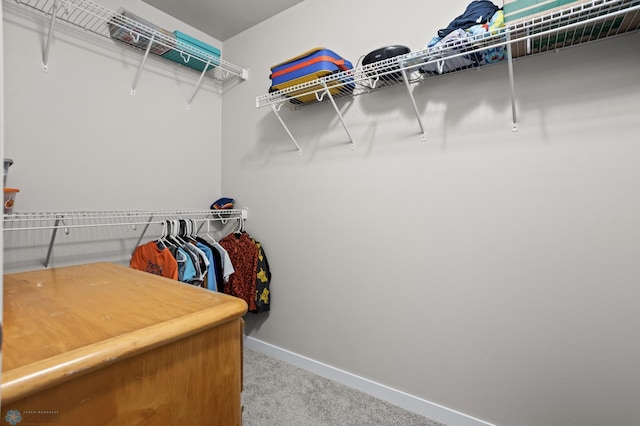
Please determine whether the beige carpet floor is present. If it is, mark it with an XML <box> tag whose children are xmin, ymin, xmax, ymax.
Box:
<box><xmin>242</xmin><ymin>347</ymin><xmax>446</xmax><ymax>426</ymax></box>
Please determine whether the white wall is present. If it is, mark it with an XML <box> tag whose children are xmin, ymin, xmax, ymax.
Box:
<box><xmin>222</xmin><ymin>1</ymin><xmax>640</xmax><ymax>425</ymax></box>
<box><xmin>2</xmin><ymin>0</ymin><xmax>227</xmax><ymax>271</ymax></box>
<box><xmin>4</xmin><ymin>0</ymin><xmax>640</xmax><ymax>424</ymax></box>
<box><xmin>4</xmin><ymin>0</ymin><xmax>225</xmax><ymax>212</ymax></box>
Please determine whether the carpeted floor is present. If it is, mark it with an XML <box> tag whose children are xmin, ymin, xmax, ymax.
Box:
<box><xmin>242</xmin><ymin>348</ymin><xmax>446</xmax><ymax>426</ymax></box>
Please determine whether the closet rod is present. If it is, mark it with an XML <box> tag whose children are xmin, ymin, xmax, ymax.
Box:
<box><xmin>3</xmin><ymin>209</ymin><xmax>247</xmax><ymax>229</ymax></box>
<box><xmin>3</xmin><ymin>217</ymin><xmax>239</xmax><ymax>232</ymax></box>
<box><xmin>3</xmin><ymin>209</ymin><xmax>248</xmax><ymax>268</ymax></box>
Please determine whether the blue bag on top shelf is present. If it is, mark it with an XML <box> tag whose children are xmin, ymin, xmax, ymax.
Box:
<box><xmin>438</xmin><ymin>0</ymin><xmax>500</xmax><ymax>38</ymax></box>
<box><xmin>420</xmin><ymin>1</ymin><xmax>503</xmax><ymax>75</ymax></box>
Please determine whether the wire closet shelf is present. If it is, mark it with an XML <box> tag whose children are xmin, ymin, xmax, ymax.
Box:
<box><xmin>3</xmin><ymin>209</ymin><xmax>248</xmax><ymax>232</ymax></box>
<box><xmin>255</xmin><ymin>0</ymin><xmax>640</xmax><ymax>110</ymax></box>
<box><xmin>13</xmin><ymin>0</ymin><xmax>248</xmax><ymax>82</ymax></box>
<box><xmin>3</xmin><ymin>209</ymin><xmax>248</xmax><ymax>268</ymax></box>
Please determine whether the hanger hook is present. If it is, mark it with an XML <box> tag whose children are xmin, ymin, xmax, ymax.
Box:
<box><xmin>216</xmin><ymin>212</ymin><xmax>228</xmax><ymax>225</ymax></box>
<box><xmin>60</xmin><ymin>219</ymin><xmax>69</xmax><ymax>235</ymax></box>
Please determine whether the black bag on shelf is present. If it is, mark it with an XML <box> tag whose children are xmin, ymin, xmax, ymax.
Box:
<box><xmin>362</xmin><ymin>45</ymin><xmax>411</xmax><ymax>82</ymax></box>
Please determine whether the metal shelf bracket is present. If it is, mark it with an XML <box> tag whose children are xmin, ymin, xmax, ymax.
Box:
<box><xmin>186</xmin><ymin>59</ymin><xmax>212</xmax><ymax>109</ymax></box>
<box><xmin>401</xmin><ymin>68</ymin><xmax>427</xmax><ymax>141</ymax></box>
<box><xmin>131</xmin><ymin>215</ymin><xmax>154</xmax><ymax>256</ymax></box>
<box><xmin>321</xmin><ymin>81</ymin><xmax>355</xmax><ymax>151</ymax></box>
<box><xmin>44</xmin><ymin>215</ymin><xmax>62</xmax><ymax>267</ymax></box>
<box><xmin>42</xmin><ymin>0</ymin><xmax>70</xmax><ymax>71</ymax></box>
<box><xmin>130</xmin><ymin>34</ymin><xmax>155</xmax><ymax>95</ymax></box>
<box><xmin>270</xmin><ymin>103</ymin><xmax>302</xmax><ymax>156</ymax></box>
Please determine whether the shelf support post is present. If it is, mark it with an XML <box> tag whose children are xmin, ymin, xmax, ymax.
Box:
<box><xmin>506</xmin><ymin>29</ymin><xmax>518</xmax><ymax>132</ymax></box>
<box><xmin>42</xmin><ymin>0</ymin><xmax>62</xmax><ymax>71</ymax></box>
<box><xmin>321</xmin><ymin>81</ymin><xmax>355</xmax><ymax>150</ymax></box>
<box><xmin>131</xmin><ymin>34</ymin><xmax>155</xmax><ymax>95</ymax></box>
<box><xmin>44</xmin><ymin>215</ymin><xmax>62</xmax><ymax>268</ymax></box>
<box><xmin>186</xmin><ymin>59</ymin><xmax>212</xmax><ymax>109</ymax></box>
<box><xmin>401</xmin><ymin>68</ymin><xmax>426</xmax><ymax>141</ymax></box>
<box><xmin>131</xmin><ymin>215</ymin><xmax>154</xmax><ymax>256</ymax></box>
<box><xmin>269</xmin><ymin>103</ymin><xmax>302</xmax><ymax>156</ymax></box>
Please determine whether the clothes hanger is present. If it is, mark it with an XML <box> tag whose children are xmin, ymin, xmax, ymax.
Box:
<box><xmin>174</xmin><ymin>219</ymin><xmax>189</xmax><ymax>245</ymax></box>
<box><xmin>162</xmin><ymin>220</ymin><xmax>178</xmax><ymax>249</ymax></box>
<box><xmin>178</xmin><ymin>219</ymin><xmax>208</xmax><ymax>281</ymax></box>
<box><xmin>155</xmin><ymin>220</ymin><xmax>167</xmax><ymax>250</ymax></box>
<box><xmin>191</xmin><ymin>219</ymin><xmax>201</xmax><ymax>239</ymax></box>
<box><xmin>179</xmin><ymin>219</ymin><xmax>196</xmax><ymax>243</ymax></box>
<box><xmin>189</xmin><ymin>219</ymin><xmax>200</xmax><ymax>242</ymax></box>
<box><xmin>201</xmin><ymin>218</ymin><xmax>218</xmax><ymax>244</ymax></box>
<box><xmin>233</xmin><ymin>216</ymin><xmax>244</xmax><ymax>237</ymax></box>
<box><xmin>166</xmin><ymin>219</ymin><xmax>185</xmax><ymax>247</ymax></box>
<box><xmin>185</xmin><ymin>219</ymin><xmax>193</xmax><ymax>238</ymax></box>
<box><xmin>191</xmin><ymin>219</ymin><xmax>207</xmax><ymax>243</ymax></box>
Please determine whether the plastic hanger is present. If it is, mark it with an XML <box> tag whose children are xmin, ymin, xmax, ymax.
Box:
<box><xmin>190</xmin><ymin>219</ymin><xmax>202</xmax><ymax>240</ymax></box>
<box><xmin>233</xmin><ymin>216</ymin><xmax>244</xmax><ymax>237</ymax></box>
<box><xmin>155</xmin><ymin>220</ymin><xmax>170</xmax><ymax>250</ymax></box>
<box><xmin>202</xmin><ymin>218</ymin><xmax>218</xmax><ymax>244</ymax></box>
<box><xmin>165</xmin><ymin>220</ymin><xmax>184</xmax><ymax>247</ymax></box>
<box><xmin>179</xmin><ymin>219</ymin><xmax>196</xmax><ymax>243</ymax></box>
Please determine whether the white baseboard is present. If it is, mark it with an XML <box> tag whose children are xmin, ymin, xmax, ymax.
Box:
<box><xmin>244</xmin><ymin>336</ymin><xmax>494</xmax><ymax>426</ymax></box>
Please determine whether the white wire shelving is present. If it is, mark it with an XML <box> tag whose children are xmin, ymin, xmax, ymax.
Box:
<box><xmin>256</xmin><ymin>0</ymin><xmax>640</xmax><ymax>155</ymax></box>
<box><xmin>12</xmin><ymin>0</ymin><xmax>249</xmax><ymax>106</ymax></box>
<box><xmin>3</xmin><ymin>209</ymin><xmax>248</xmax><ymax>267</ymax></box>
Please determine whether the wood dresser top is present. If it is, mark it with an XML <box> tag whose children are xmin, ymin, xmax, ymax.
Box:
<box><xmin>2</xmin><ymin>262</ymin><xmax>247</xmax><ymax>402</ymax></box>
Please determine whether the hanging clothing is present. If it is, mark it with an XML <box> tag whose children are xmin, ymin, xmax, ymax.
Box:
<box><xmin>129</xmin><ymin>219</ymin><xmax>261</xmax><ymax>302</ymax></box>
<box><xmin>209</xmin><ymin>242</ymin><xmax>225</xmax><ymax>290</ymax></box>
<box><xmin>130</xmin><ymin>241</ymin><xmax>179</xmax><ymax>280</ymax></box>
<box><xmin>176</xmin><ymin>246</ymin><xmax>198</xmax><ymax>283</ymax></box>
<box><xmin>195</xmin><ymin>236</ymin><xmax>225</xmax><ymax>291</ymax></box>
<box><xmin>196</xmin><ymin>241</ymin><xmax>218</xmax><ymax>291</ymax></box>
<box><xmin>213</xmin><ymin>240</ymin><xmax>235</xmax><ymax>282</ymax></box>
<box><xmin>252</xmin><ymin>237</ymin><xmax>271</xmax><ymax>314</ymax></box>
<box><xmin>219</xmin><ymin>231</ymin><xmax>259</xmax><ymax>312</ymax></box>
<box><xmin>184</xmin><ymin>241</ymin><xmax>209</xmax><ymax>284</ymax></box>
<box><xmin>199</xmin><ymin>235</ymin><xmax>235</xmax><ymax>284</ymax></box>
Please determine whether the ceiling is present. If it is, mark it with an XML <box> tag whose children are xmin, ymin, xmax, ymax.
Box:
<box><xmin>143</xmin><ymin>0</ymin><xmax>305</xmax><ymax>41</ymax></box>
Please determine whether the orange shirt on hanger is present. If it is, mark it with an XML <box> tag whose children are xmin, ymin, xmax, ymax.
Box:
<box><xmin>130</xmin><ymin>241</ymin><xmax>179</xmax><ymax>280</ymax></box>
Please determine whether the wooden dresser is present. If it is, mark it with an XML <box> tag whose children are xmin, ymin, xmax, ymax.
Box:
<box><xmin>1</xmin><ymin>262</ymin><xmax>247</xmax><ymax>425</ymax></box>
